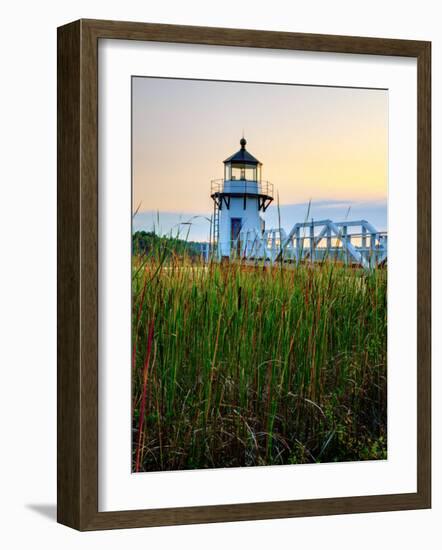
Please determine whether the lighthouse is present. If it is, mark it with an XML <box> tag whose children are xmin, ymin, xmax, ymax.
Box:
<box><xmin>210</xmin><ymin>138</ymin><xmax>274</xmax><ymax>259</ymax></box>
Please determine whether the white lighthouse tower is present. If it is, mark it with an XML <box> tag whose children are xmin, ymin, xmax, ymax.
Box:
<box><xmin>211</xmin><ymin>137</ymin><xmax>274</xmax><ymax>259</ymax></box>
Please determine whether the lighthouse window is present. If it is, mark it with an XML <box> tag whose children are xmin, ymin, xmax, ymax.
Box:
<box><xmin>230</xmin><ymin>164</ymin><xmax>257</xmax><ymax>181</ymax></box>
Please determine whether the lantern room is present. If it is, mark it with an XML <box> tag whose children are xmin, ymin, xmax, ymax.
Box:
<box><xmin>223</xmin><ymin>137</ymin><xmax>262</xmax><ymax>183</ymax></box>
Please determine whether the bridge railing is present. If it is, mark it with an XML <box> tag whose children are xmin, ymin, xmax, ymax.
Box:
<box><xmin>259</xmin><ymin>220</ymin><xmax>387</xmax><ymax>268</ymax></box>
<box><xmin>208</xmin><ymin>219</ymin><xmax>387</xmax><ymax>269</ymax></box>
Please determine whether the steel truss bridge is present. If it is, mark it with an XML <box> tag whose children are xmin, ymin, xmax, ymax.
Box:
<box><xmin>208</xmin><ymin>219</ymin><xmax>387</xmax><ymax>270</ymax></box>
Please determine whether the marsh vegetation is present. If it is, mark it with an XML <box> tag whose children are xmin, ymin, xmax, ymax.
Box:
<box><xmin>132</xmin><ymin>236</ymin><xmax>387</xmax><ymax>472</ymax></box>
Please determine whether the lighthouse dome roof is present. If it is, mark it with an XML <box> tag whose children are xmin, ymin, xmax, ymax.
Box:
<box><xmin>223</xmin><ymin>137</ymin><xmax>261</xmax><ymax>165</ymax></box>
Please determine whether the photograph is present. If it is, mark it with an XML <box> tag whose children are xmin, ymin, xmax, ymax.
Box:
<box><xmin>131</xmin><ymin>76</ymin><xmax>388</xmax><ymax>473</ymax></box>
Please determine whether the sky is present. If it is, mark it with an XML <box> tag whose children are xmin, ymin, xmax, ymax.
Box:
<box><xmin>132</xmin><ymin>77</ymin><xmax>388</xmax><ymax>241</ymax></box>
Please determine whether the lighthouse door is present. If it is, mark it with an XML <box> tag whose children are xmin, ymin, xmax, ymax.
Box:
<box><xmin>230</xmin><ymin>218</ymin><xmax>242</xmax><ymax>257</ymax></box>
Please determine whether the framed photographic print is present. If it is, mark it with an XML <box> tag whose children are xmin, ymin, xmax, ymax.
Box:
<box><xmin>57</xmin><ymin>19</ymin><xmax>431</xmax><ymax>530</ymax></box>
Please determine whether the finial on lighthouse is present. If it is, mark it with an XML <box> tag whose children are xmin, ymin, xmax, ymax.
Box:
<box><xmin>240</xmin><ymin>136</ymin><xmax>247</xmax><ymax>149</ymax></box>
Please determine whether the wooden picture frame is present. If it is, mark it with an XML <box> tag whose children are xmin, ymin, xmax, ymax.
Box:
<box><xmin>57</xmin><ymin>19</ymin><xmax>431</xmax><ymax>530</ymax></box>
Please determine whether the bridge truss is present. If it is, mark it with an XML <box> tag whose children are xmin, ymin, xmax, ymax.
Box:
<box><xmin>208</xmin><ymin>219</ymin><xmax>387</xmax><ymax>270</ymax></box>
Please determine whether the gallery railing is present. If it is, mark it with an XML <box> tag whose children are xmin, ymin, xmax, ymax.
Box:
<box><xmin>210</xmin><ymin>178</ymin><xmax>274</xmax><ymax>197</ymax></box>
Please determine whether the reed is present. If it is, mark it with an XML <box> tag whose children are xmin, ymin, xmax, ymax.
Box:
<box><xmin>132</xmin><ymin>240</ymin><xmax>387</xmax><ymax>471</ymax></box>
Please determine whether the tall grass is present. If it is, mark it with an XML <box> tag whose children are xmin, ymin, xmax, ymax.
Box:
<box><xmin>132</xmin><ymin>242</ymin><xmax>387</xmax><ymax>472</ymax></box>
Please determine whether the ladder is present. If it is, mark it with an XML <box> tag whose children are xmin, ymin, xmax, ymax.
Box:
<box><xmin>212</xmin><ymin>199</ymin><xmax>220</xmax><ymax>258</ymax></box>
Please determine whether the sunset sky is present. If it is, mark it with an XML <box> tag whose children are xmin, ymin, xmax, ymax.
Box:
<box><xmin>132</xmin><ymin>77</ymin><xmax>388</xmax><ymax>241</ymax></box>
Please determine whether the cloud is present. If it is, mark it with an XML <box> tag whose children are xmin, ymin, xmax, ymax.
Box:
<box><xmin>265</xmin><ymin>200</ymin><xmax>387</xmax><ymax>232</ymax></box>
